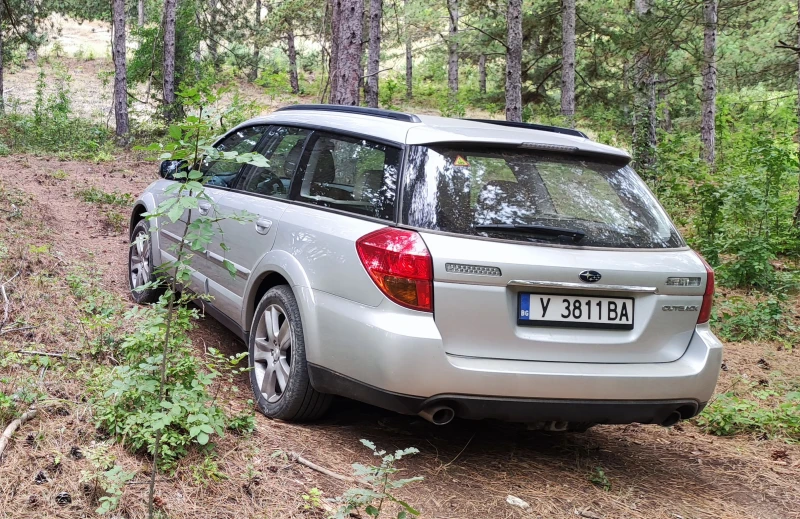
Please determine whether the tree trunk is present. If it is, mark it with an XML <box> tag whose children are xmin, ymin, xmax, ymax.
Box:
<box><xmin>112</xmin><ymin>0</ymin><xmax>129</xmax><ymax>139</ymax></box>
<box><xmin>138</xmin><ymin>0</ymin><xmax>145</xmax><ymax>26</ymax></box>
<box><xmin>163</xmin><ymin>0</ymin><xmax>177</xmax><ymax>120</ymax></box>
<box><xmin>478</xmin><ymin>54</ymin><xmax>486</xmax><ymax>94</ymax></box>
<box><xmin>0</xmin><ymin>23</ymin><xmax>4</xmax><ymax>113</ymax></box>
<box><xmin>505</xmin><ymin>0</ymin><xmax>522</xmax><ymax>122</ymax></box>
<box><xmin>633</xmin><ymin>0</ymin><xmax>656</xmax><ymax>172</ymax></box>
<box><xmin>329</xmin><ymin>0</ymin><xmax>340</xmax><ymax>98</ymax></box>
<box><xmin>330</xmin><ymin>0</ymin><xmax>364</xmax><ymax>105</ymax></box>
<box><xmin>365</xmin><ymin>0</ymin><xmax>382</xmax><ymax>108</ymax></box>
<box><xmin>404</xmin><ymin>0</ymin><xmax>412</xmax><ymax>99</ymax></box>
<box><xmin>560</xmin><ymin>0</ymin><xmax>576</xmax><ymax>126</ymax></box>
<box><xmin>249</xmin><ymin>0</ymin><xmax>261</xmax><ymax>81</ymax></box>
<box><xmin>287</xmin><ymin>29</ymin><xmax>300</xmax><ymax>94</ymax></box>
<box><xmin>207</xmin><ymin>0</ymin><xmax>219</xmax><ymax>71</ymax></box>
<box><xmin>25</xmin><ymin>0</ymin><xmax>37</xmax><ymax>63</ymax></box>
<box><xmin>447</xmin><ymin>0</ymin><xmax>459</xmax><ymax>94</ymax></box>
<box><xmin>658</xmin><ymin>74</ymin><xmax>672</xmax><ymax>132</ymax></box>
<box><xmin>700</xmin><ymin>0</ymin><xmax>718</xmax><ymax>166</ymax></box>
<box><xmin>794</xmin><ymin>0</ymin><xmax>800</xmax><ymax>225</ymax></box>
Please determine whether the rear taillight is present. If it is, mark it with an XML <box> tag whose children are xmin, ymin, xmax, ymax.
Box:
<box><xmin>696</xmin><ymin>254</ymin><xmax>714</xmax><ymax>324</ymax></box>
<box><xmin>356</xmin><ymin>228</ymin><xmax>433</xmax><ymax>312</ymax></box>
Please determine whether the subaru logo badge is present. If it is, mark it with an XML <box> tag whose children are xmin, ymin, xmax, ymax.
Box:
<box><xmin>579</xmin><ymin>270</ymin><xmax>602</xmax><ymax>283</ymax></box>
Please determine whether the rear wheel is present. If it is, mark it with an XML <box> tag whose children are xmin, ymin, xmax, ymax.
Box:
<box><xmin>128</xmin><ymin>219</ymin><xmax>161</xmax><ymax>304</ymax></box>
<box><xmin>249</xmin><ymin>285</ymin><xmax>332</xmax><ymax>421</ymax></box>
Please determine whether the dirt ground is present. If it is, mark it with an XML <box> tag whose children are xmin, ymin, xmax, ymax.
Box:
<box><xmin>0</xmin><ymin>156</ymin><xmax>799</xmax><ymax>519</ymax></box>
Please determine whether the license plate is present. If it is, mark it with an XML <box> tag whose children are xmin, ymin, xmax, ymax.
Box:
<box><xmin>518</xmin><ymin>293</ymin><xmax>634</xmax><ymax>330</ymax></box>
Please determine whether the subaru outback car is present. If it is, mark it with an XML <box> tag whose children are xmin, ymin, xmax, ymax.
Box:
<box><xmin>128</xmin><ymin>105</ymin><xmax>721</xmax><ymax>429</ymax></box>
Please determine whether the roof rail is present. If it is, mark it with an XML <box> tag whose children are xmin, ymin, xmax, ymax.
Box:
<box><xmin>464</xmin><ymin>119</ymin><xmax>587</xmax><ymax>138</ymax></box>
<box><xmin>276</xmin><ymin>104</ymin><xmax>422</xmax><ymax>123</ymax></box>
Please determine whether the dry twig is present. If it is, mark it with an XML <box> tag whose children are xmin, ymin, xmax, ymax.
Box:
<box><xmin>0</xmin><ymin>409</ymin><xmax>38</xmax><ymax>457</ymax></box>
<box><xmin>290</xmin><ymin>452</ymin><xmax>364</xmax><ymax>485</ymax></box>
<box><xmin>0</xmin><ymin>271</ymin><xmax>21</xmax><ymax>333</ymax></box>
<box><xmin>13</xmin><ymin>350</ymin><xmax>80</xmax><ymax>361</ymax></box>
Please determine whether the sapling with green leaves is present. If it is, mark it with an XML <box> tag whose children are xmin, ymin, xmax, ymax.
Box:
<box><xmin>109</xmin><ymin>85</ymin><xmax>266</xmax><ymax>518</ymax></box>
<box><xmin>334</xmin><ymin>439</ymin><xmax>424</xmax><ymax>519</ymax></box>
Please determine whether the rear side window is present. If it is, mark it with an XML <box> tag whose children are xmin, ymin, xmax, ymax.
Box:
<box><xmin>401</xmin><ymin>144</ymin><xmax>684</xmax><ymax>249</ymax></box>
<box><xmin>296</xmin><ymin>132</ymin><xmax>401</xmax><ymax>221</ymax></box>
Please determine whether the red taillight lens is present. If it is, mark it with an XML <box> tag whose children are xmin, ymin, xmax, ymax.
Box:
<box><xmin>696</xmin><ymin>254</ymin><xmax>714</xmax><ymax>324</ymax></box>
<box><xmin>356</xmin><ymin>228</ymin><xmax>433</xmax><ymax>312</ymax></box>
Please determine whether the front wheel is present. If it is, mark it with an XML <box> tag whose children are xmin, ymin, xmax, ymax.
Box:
<box><xmin>128</xmin><ymin>219</ymin><xmax>161</xmax><ymax>304</ymax></box>
<box><xmin>249</xmin><ymin>285</ymin><xmax>332</xmax><ymax>421</ymax></box>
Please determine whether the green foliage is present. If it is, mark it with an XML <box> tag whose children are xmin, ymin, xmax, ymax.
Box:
<box><xmin>303</xmin><ymin>487</ymin><xmax>324</xmax><ymax>511</ymax></box>
<box><xmin>91</xmin><ymin>302</ymin><xmax>250</xmax><ymax>470</ymax></box>
<box><xmin>80</xmin><ymin>444</ymin><xmax>136</xmax><ymax>515</ymax></box>
<box><xmin>334</xmin><ymin>439</ymin><xmax>423</xmax><ymax>519</ymax></box>
<box><xmin>191</xmin><ymin>456</ymin><xmax>229</xmax><ymax>486</ymax></box>
<box><xmin>695</xmin><ymin>392</ymin><xmax>800</xmax><ymax>440</ymax></box>
<box><xmin>714</xmin><ymin>293</ymin><xmax>797</xmax><ymax>343</ymax></box>
<box><xmin>75</xmin><ymin>187</ymin><xmax>134</xmax><ymax>206</ymax></box>
<box><xmin>0</xmin><ymin>66</ymin><xmax>113</xmax><ymax>159</ymax></box>
<box><xmin>588</xmin><ymin>466</ymin><xmax>611</xmax><ymax>491</ymax></box>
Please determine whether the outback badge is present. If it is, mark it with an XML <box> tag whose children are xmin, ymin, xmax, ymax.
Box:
<box><xmin>579</xmin><ymin>270</ymin><xmax>602</xmax><ymax>283</ymax></box>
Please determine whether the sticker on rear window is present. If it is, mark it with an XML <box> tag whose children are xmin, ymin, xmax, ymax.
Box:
<box><xmin>453</xmin><ymin>155</ymin><xmax>470</xmax><ymax>167</ymax></box>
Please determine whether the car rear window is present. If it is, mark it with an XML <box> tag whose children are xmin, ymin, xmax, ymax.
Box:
<box><xmin>401</xmin><ymin>144</ymin><xmax>684</xmax><ymax>249</ymax></box>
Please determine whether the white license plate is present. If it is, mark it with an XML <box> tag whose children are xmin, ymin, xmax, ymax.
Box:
<box><xmin>518</xmin><ymin>293</ymin><xmax>634</xmax><ymax>330</ymax></box>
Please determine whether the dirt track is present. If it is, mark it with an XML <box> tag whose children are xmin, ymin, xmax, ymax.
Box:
<box><xmin>1</xmin><ymin>155</ymin><xmax>799</xmax><ymax>519</ymax></box>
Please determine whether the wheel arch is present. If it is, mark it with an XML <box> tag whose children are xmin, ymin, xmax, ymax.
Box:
<box><xmin>243</xmin><ymin>250</ymin><xmax>312</xmax><ymax>334</ymax></box>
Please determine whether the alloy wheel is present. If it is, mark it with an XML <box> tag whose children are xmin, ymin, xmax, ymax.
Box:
<box><xmin>130</xmin><ymin>230</ymin><xmax>152</xmax><ymax>289</ymax></box>
<box><xmin>253</xmin><ymin>304</ymin><xmax>293</xmax><ymax>403</ymax></box>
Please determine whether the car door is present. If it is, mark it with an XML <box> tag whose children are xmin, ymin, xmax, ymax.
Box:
<box><xmin>194</xmin><ymin>125</ymin><xmax>269</xmax><ymax>300</ymax></box>
<box><xmin>205</xmin><ymin>126</ymin><xmax>312</xmax><ymax>327</ymax></box>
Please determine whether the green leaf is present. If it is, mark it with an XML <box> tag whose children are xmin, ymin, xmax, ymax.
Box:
<box><xmin>196</xmin><ymin>432</ymin><xmax>209</xmax><ymax>445</ymax></box>
<box><xmin>169</xmin><ymin>125</ymin><xmax>182</xmax><ymax>140</ymax></box>
<box><xmin>365</xmin><ymin>505</ymin><xmax>380</xmax><ymax>517</ymax></box>
<box><xmin>223</xmin><ymin>259</ymin><xmax>237</xmax><ymax>278</ymax></box>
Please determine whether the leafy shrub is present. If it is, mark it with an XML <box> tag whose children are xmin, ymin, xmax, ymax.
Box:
<box><xmin>92</xmin><ymin>303</ymin><xmax>250</xmax><ymax>471</ymax></box>
<box><xmin>75</xmin><ymin>187</ymin><xmax>134</xmax><ymax>206</ymax></box>
<box><xmin>714</xmin><ymin>294</ymin><xmax>795</xmax><ymax>343</ymax></box>
<box><xmin>695</xmin><ymin>392</ymin><xmax>800</xmax><ymax>440</ymax></box>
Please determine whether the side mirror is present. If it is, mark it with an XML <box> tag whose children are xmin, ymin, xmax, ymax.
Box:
<box><xmin>159</xmin><ymin>160</ymin><xmax>188</xmax><ymax>180</ymax></box>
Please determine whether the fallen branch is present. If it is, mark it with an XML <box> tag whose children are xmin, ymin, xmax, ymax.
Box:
<box><xmin>14</xmin><ymin>350</ymin><xmax>80</xmax><ymax>361</ymax></box>
<box><xmin>0</xmin><ymin>271</ymin><xmax>21</xmax><ymax>333</ymax></box>
<box><xmin>290</xmin><ymin>452</ymin><xmax>365</xmax><ymax>485</ymax></box>
<box><xmin>0</xmin><ymin>409</ymin><xmax>38</xmax><ymax>457</ymax></box>
<box><xmin>1</xmin><ymin>326</ymin><xmax>37</xmax><ymax>335</ymax></box>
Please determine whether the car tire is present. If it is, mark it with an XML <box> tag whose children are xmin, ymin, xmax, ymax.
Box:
<box><xmin>249</xmin><ymin>285</ymin><xmax>332</xmax><ymax>421</ymax></box>
<box><xmin>128</xmin><ymin>219</ymin><xmax>161</xmax><ymax>304</ymax></box>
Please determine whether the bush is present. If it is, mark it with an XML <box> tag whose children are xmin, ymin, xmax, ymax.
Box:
<box><xmin>92</xmin><ymin>303</ymin><xmax>251</xmax><ymax>471</ymax></box>
<box><xmin>714</xmin><ymin>294</ymin><xmax>795</xmax><ymax>343</ymax></box>
<box><xmin>696</xmin><ymin>392</ymin><xmax>800</xmax><ymax>440</ymax></box>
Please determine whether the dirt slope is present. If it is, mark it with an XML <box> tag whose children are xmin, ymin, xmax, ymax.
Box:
<box><xmin>0</xmin><ymin>156</ymin><xmax>799</xmax><ymax>519</ymax></box>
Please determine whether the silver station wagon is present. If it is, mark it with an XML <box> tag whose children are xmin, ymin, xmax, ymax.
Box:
<box><xmin>128</xmin><ymin>105</ymin><xmax>721</xmax><ymax>430</ymax></box>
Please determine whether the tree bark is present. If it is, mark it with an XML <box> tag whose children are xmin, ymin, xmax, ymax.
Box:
<box><xmin>700</xmin><ymin>0</ymin><xmax>718</xmax><ymax>166</ymax></box>
<box><xmin>330</xmin><ymin>0</ymin><xmax>364</xmax><ymax>105</ymax></box>
<box><xmin>505</xmin><ymin>0</ymin><xmax>522</xmax><ymax>122</ymax></box>
<box><xmin>447</xmin><ymin>0</ymin><xmax>459</xmax><ymax>94</ymax></box>
<box><xmin>329</xmin><ymin>0</ymin><xmax>340</xmax><ymax>98</ymax></box>
<box><xmin>365</xmin><ymin>0</ymin><xmax>382</xmax><ymax>108</ymax></box>
<box><xmin>478</xmin><ymin>54</ymin><xmax>486</xmax><ymax>94</ymax></box>
<box><xmin>138</xmin><ymin>0</ymin><xmax>145</xmax><ymax>26</ymax></box>
<box><xmin>25</xmin><ymin>0</ymin><xmax>37</xmax><ymax>62</ymax></box>
<box><xmin>560</xmin><ymin>0</ymin><xmax>576</xmax><ymax>126</ymax></box>
<box><xmin>112</xmin><ymin>0</ymin><xmax>129</xmax><ymax>139</ymax></box>
<box><xmin>657</xmin><ymin>73</ymin><xmax>672</xmax><ymax>132</ymax></box>
<box><xmin>163</xmin><ymin>0</ymin><xmax>177</xmax><ymax>120</ymax></box>
<box><xmin>287</xmin><ymin>29</ymin><xmax>300</xmax><ymax>94</ymax></box>
<box><xmin>794</xmin><ymin>0</ymin><xmax>800</xmax><ymax>225</ymax></box>
<box><xmin>633</xmin><ymin>0</ymin><xmax>656</xmax><ymax>172</ymax></box>
<box><xmin>0</xmin><ymin>22</ymin><xmax>4</xmax><ymax>113</ymax></box>
<box><xmin>207</xmin><ymin>0</ymin><xmax>219</xmax><ymax>71</ymax></box>
<box><xmin>404</xmin><ymin>0</ymin><xmax>412</xmax><ymax>99</ymax></box>
<box><xmin>249</xmin><ymin>0</ymin><xmax>262</xmax><ymax>81</ymax></box>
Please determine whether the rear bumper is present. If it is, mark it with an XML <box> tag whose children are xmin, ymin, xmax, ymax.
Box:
<box><xmin>301</xmin><ymin>288</ymin><xmax>723</xmax><ymax>423</ymax></box>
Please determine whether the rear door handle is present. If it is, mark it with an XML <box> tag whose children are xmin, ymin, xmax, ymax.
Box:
<box><xmin>198</xmin><ymin>203</ymin><xmax>211</xmax><ymax>216</ymax></box>
<box><xmin>255</xmin><ymin>218</ymin><xmax>273</xmax><ymax>235</ymax></box>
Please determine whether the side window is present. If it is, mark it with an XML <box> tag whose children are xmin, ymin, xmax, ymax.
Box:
<box><xmin>297</xmin><ymin>133</ymin><xmax>400</xmax><ymax>221</ymax></box>
<box><xmin>237</xmin><ymin>126</ymin><xmax>311</xmax><ymax>198</ymax></box>
<box><xmin>201</xmin><ymin>126</ymin><xmax>267</xmax><ymax>188</ymax></box>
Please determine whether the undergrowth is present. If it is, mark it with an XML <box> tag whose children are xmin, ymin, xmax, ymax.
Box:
<box><xmin>696</xmin><ymin>391</ymin><xmax>800</xmax><ymax>440</ymax></box>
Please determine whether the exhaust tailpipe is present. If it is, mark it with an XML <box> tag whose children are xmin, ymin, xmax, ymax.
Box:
<box><xmin>418</xmin><ymin>405</ymin><xmax>455</xmax><ymax>426</ymax></box>
<box><xmin>660</xmin><ymin>411</ymin><xmax>682</xmax><ymax>427</ymax></box>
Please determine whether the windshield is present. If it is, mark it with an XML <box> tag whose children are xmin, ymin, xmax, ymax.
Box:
<box><xmin>401</xmin><ymin>144</ymin><xmax>684</xmax><ymax>249</ymax></box>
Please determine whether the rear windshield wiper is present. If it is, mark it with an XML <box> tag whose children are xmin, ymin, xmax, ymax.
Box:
<box><xmin>475</xmin><ymin>224</ymin><xmax>586</xmax><ymax>243</ymax></box>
